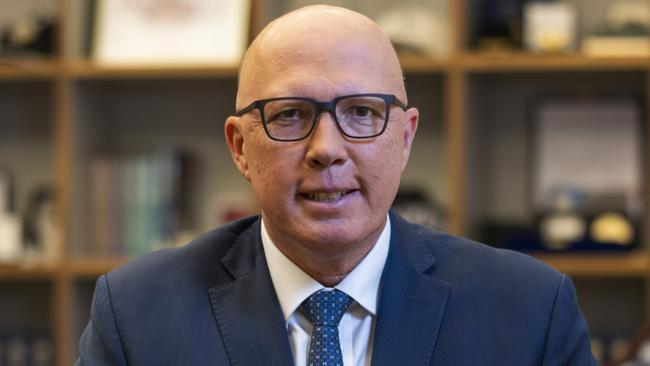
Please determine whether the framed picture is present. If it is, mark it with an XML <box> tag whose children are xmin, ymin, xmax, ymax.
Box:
<box><xmin>282</xmin><ymin>0</ymin><xmax>449</xmax><ymax>57</ymax></box>
<box><xmin>93</xmin><ymin>0</ymin><xmax>251</xmax><ymax>66</ymax></box>
<box><xmin>530</xmin><ymin>96</ymin><xmax>643</xmax><ymax>214</ymax></box>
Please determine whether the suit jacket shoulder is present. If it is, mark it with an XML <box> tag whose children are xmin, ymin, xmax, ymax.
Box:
<box><xmin>107</xmin><ymin>215</ymin><xmax>261</xmax><ymax>296</ymax></box>
<box><xmin>404</xmin><ymin>215</ymin><xmax>562</xmax><ymax>296</ymax></box>
<box><xmin>77</xmin><ymin>215</ymin><xmax>282</xmax><ymax>366</ymax></box>
<box><xmin>375</xmin><ymin>212</ymin><xmax>595</xmax><ymax>366</ymax></box>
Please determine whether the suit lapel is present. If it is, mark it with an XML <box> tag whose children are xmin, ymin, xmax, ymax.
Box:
<box><xmin>208</xmin><ymin>219</ymin><xmax>294</xmax><ymax>366</ymax></box>
<box><xmin>371</xmin><ymin>213</ymin><xmax>451</xmax><ymax>366</ymax></box>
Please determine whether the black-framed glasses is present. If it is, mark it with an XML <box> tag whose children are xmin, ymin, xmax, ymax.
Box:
<box><xmin>235</xmin><ymin>93</ymin><xmax>407</xmax><ymax>141</ymax></box>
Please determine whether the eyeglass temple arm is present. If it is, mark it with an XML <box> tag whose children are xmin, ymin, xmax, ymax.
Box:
<box><xmin>394</xmin><ymin>96</ymin><xmax>408</xmax><ymax>110</ymax></box>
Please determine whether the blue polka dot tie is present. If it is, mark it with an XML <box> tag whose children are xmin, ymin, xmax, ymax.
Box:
<box><xmin>302</xmin><ymin>289</ymin><xmax>353</xmax><ymax>366</ymax></box>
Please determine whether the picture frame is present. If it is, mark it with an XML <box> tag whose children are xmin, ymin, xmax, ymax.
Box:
<box><xmin>284</xmin><ymin>0</ymin><xmax>450</xmax><ymax>57</ymax></box>
<box><xmin>93</xmin><ymin>0</ymin><xmax>251</xmax><ymax>66</ymax></box>
<box><xmin>529</xmin><ymin>95</ymin><xmax>643</xmax><ymax>215</ymax></box>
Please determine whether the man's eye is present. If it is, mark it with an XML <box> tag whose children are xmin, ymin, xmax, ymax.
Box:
<box><xmin>279</xmin><ymin>109</ymin><xmax>299</xmax><ymax>118</ymax></box>
<box><xmin>352</xmin><ymin>106</ymin><xmax>372</xmax><ymax>117</ymax></box>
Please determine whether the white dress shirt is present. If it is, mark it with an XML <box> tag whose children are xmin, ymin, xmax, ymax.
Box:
<box><xmin>261</xmin><ymin>216</ymin><xmax>391</xmax><ymax>366</ymax></box>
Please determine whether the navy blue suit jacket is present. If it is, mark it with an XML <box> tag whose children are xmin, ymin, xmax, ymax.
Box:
<box><xmin>77</xmin><ymin>212</ymin><xmax>595</xmax><ymax>365</ymax></box>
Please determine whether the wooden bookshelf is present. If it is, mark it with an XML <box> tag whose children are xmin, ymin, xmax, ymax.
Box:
<box><xmin>1</xmin><ymin>0</ymin><xmax>649</xmax><ymax>365</ymax></box>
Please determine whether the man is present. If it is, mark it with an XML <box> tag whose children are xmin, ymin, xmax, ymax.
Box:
<box><xmin>77</xmin><ymin>5</ymin><xmax>595</xmax><ymax>366</ymax></box>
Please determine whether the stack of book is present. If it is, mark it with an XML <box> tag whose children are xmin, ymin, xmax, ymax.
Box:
<box><xmin>90</xmin><ymin>149</ymin><xmax>188</xmax><ymax>257</ymax></box>
<box><xmin>0</xmin><ymin>334</ymin><xmax>52</xmax><ymax>366</ymax></box>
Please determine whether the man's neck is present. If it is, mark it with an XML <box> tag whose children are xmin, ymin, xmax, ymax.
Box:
<box><xmin>263</xmin><ymin>221</ymin><xmax>385</xmax><ymax>287</ymax></box>
<box><xmin>274</xmin><ymin>236</ymin><xmax>378</xmax><ymax>287</ymax></box>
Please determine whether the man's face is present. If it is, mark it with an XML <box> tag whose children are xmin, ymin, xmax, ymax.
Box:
<box><xmin>226</xmin><ymin>15</ymin><xmax>418</xmax><ymax>259</ymax></box>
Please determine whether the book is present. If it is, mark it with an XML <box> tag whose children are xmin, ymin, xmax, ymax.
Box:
<box><xmin>90</xmin><ymin>148</ymin><xmax>189</xmax><ymax>257</ymax></box>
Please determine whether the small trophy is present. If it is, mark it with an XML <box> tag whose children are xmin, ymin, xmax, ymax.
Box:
<box><xmin>539</xmin><ymin>187</ymin><xmax>587</xmax><ymax>251</ymax></box>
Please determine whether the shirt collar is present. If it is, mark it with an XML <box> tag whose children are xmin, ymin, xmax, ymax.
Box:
<box><xmin>261</xmin><ymin>215</ymin><xmax>391</xmax><ymax>321</ymax></box>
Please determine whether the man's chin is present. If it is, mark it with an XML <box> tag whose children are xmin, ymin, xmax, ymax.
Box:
<box><xmin>297</xmin><ymin>222</ymin><xmax>379</xmax><ymax>251</ymax></box>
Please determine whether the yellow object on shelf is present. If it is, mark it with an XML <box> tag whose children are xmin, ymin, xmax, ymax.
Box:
<box><xmin>582</xmin><ymin>36</ymin><xmax>650</xmax><ymax>57</ymax></box>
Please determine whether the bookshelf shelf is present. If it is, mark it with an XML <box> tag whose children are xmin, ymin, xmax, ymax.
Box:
<box><xmin>461</xmin><ymin>53</ymin><xmax>650</xmax><ymax>72</ymax></box>
<box><xmin>64</xmin><ymin>60</ymin><xmax>240</xmax><ymax>79</ymax></box>
<box><xmin>398</xmin><ymin>54</ymin><xmax>450</xmax><ymax>73</ymax></box>
<box><xmin>0</xmin><ymin>262</ymin><xmax>61</xmax><ymax>280</ymax></box>
<box><xmin>63</xmin><ymin>257</ymin><xmax>127</xmax><ymax>278</ymax></box>
<box><xmin>0</xmin><ymin>59</ymin><xmax>61</xmax><ymax>80</ymax></box>
<box><xmin>0</xmin><ymin>258</ymin><xmax>124</xmax><ymax>280</ymax></box>
<box><xmin>533</xmin><ymin>253</ymin><xmax>650</xmax><ymax>278</ymax></box>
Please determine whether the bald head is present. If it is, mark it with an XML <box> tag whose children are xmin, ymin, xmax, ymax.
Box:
<box><xmin>236</xmin><ymin>5</ymin><xmax>406</xmax><ymax>109</ymax></box>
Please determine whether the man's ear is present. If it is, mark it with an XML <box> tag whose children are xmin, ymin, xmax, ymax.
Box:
<box><xmin>225</xmin><ymin>116</ymin><xmax>251</xmax><ymax>181</ymax></box>
<box><xmin>400</xmin><ymin>107</ymin><xmax>419</xmax><ymax>171</ymax></box>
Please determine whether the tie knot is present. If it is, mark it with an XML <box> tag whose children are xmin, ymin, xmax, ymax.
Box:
<box><xmin>302</xmin><ymin>289</ymin><xmax>352</xmax><ymax>327</ymax></box>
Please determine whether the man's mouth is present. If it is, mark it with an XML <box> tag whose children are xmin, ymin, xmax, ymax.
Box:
<box><xmin>303</xmin><ymin>191</ymin><xmax>354</xmax><ymax>202</ymax></box>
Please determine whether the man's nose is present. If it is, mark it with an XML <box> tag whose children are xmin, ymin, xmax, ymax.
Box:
<box><xmin>305</xmin><ymin>111</ymin><xmax>349</xmax><ymax>168</ymax></box>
